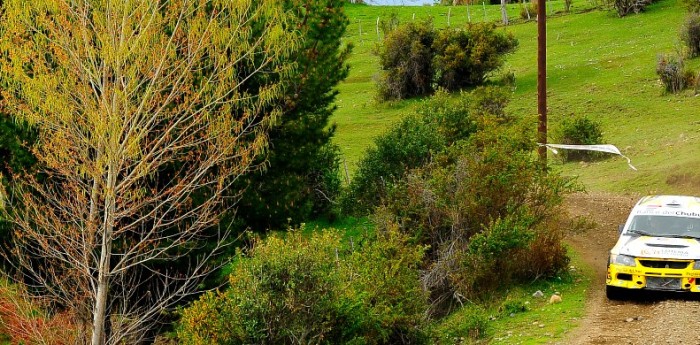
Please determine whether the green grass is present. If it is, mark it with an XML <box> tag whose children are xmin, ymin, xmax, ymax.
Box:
<box><xmin>334</xmin><ymin>0</ymin><xmax>700</xmax><ymax>195</ymax></box>
<box><xmin>486</xmin><ymin>247</ymin><xmax>591</xmax><ymax>344</ymax></box>
<box><xmin>303</xmin><ymin>216</ymin><xmax>374</xmax><ymax>240</ymax></box>
<box><xmin>335</xmin><ymin>0</ymin><xmax>598</xmax><ymax>175</ymax></box>
<box><xmin>432</xmin><ymin>246</ymin><xmax>592</xmax><ymax>344</ymax></box>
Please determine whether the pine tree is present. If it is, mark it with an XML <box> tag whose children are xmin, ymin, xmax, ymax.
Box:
<box><xmin>235</xmin><ymin>0</ymin><xmax>351</xmax><ymax>230</ymax></box>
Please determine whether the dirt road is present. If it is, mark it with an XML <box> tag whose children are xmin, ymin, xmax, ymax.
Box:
<box><xmin>562</xmin><ymin>192</ymin><xmax>700</xmax><ymax>345</ymax></box>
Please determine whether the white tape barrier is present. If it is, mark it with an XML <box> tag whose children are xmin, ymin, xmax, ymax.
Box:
<box><xmin>538</xmin><ymin>143</ymin><xmax>637</xmax><ymax>171</ymax></box>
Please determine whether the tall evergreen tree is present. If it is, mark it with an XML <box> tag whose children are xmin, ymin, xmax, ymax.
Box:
<box><xmin>236</xmin><ymin>0</ymin><xmax>351</xmax><ymax>230</ymax></box>
<box><xmin>0</xmin><ymin>114</ymin><xmax>36</xmax><ymax>242</ymax></box>
<box><xmin>0</xmin><ymin>115</ymin><xmax>36</xmax><ymax>180</ymax></box>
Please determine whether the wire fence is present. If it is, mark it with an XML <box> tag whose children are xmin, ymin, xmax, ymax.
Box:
<box><xmin>346</xmin><ymin>0</ymin><xmax>603</xmax><ymax>44</ymax></box>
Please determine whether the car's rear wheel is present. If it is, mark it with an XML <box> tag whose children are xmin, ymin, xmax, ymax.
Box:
<box><xmin>606</xmin><ymin>285</ymin><xmax>627</xmax><ymax>300</ymax></box>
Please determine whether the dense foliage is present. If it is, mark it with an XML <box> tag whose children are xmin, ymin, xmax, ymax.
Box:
<box><xmin>0</xmin><ymin>2</ymin><xmax>589</xmax><ymax>343</ymax></box>
<box><xmin>656</xmin><ymin>53</ymin><xmax>695</xmax><ymax>93</ymax></box>
<box><xmin>178</xmin><ymin>229</ymin><xmax>429</xmax><ymax>344</ymax></box>
<box><xmin>377</xmin><ymin>122</ymin><xmax>575</xmax><ymax>314</ymax></box>
<box><xmin>555</xmin><ymin>115</ymin><xmax>604</xmax><ymax>162</ymax></box>
<box><xmin>0</xmin><ymin>116</ymin><xmax>36</xmax><ymax>180</ymax></box>
<box><xmin>681</xmin><ymin>13</ymin><xmax>700</xmax><ymax>58</ymax></box>
<box><xmin>0</xmin><ymin>115</ymin><xmax>36</xmax><ymax>241</ymax></box>
<box><xmin>235</xmin><ymin>0</ymin><xmax>350</xmax><ymax>231</ymax></box>
<box><xmin>376</xmin><ymin>20</ymin><xmax>436</xmax><ymax>100</ymax></box>
<box><xmin>432</xmin><ymin>24</ymin><xmax>518</xmax><ymax>91</ymax></box>
<box><xmin>684</xmin><ymin>0</ymin><xmax>700</xmax><ymax>13</ymax></box>
<box><xmin>0</xmin><ymin>0</ymin><xmax>302</xmax><ymax>343</ymax></box>
<box><xmin>342</xmin><ymin>84</ymin><xmax>575</xmax><ymax>317</ymax></box>
<box><xmin>343</xmin><ymin>90</ymin><xmax>478</xmax><ymax>215</ymax></box>
<box><xmin>376</xmin><ymin>21</ymin><xmax>517</xmax><ymax>101</ymax></box>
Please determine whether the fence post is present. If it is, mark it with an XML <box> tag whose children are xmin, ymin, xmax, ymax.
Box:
<box><xmin>343</xmin><ymin>158</ymin><xmax>350</xmax><ymax>184</ymax></box>
<box><xmin>358</xmin><ymin>20</ymin><xmax>363</xmax><ymax>46</ymax></box>
<box><xmin>376</xmin><ymin>17</ymin><xmax>380</xmax><ymax>41</ymax></box>
<box><xmin>467</xmin><ymin>2</ymin><xmax>471</xmax><ymax>22</ymax></box>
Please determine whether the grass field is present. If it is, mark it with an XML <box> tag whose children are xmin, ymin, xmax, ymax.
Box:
<box><xmin>334</xmin><ymin>0</ymin><xmax>700</xmax><ymax>196</ymax></box>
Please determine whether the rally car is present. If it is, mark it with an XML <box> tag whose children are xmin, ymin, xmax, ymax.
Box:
<box><xmin>606</xmin><ymin>195</ymin><xmax>700</xmax><ymax>299</ymax></box>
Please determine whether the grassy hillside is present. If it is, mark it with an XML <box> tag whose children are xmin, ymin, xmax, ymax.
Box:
<box><xmin>334</xmin><ymin>0</ymin><xmax>700</xmax><ymax>195</ymax></box>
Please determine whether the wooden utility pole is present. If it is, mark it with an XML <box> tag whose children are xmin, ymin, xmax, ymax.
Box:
<box><xmin>537</xmin><ymin>0</ymin><xmax>547</xmax><ymax>165</ymax></box>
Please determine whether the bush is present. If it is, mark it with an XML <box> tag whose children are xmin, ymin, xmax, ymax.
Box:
<box><xmin>376</xmin><ymin>20</ymin><xmax>435</xmax><ymax>101</ymax></box>
<box><xmin>656</xmin><ymin>54</ymin><xmax>696</xmax><ymax>93</ymax></box>
<box><xmin>0</xmin><ymin>281</ymin><xmax>78</xmax><ymax>345</ymax></box>
<box><xmin>519</xmin><ymin>2</ymin><xmax>536</xmax><ymax>20</ymax></box>
<box><xmin>377</xmin><ymin>123</ymin><xmax>576</xmax><ymax>314</ymax></box>
<box><xmin>342</xmin><ymin>115</ymin><xmax>445</xmax><ymax>215</ymax></box>
<box><xmin>613</xmin><ymin>0</ymin><xmax>652</xmax><ymax>16</ymax></box>
<box><xmin>554</xmin><ymin>115</ymin><xmax>604</xmax><ymax>162</ymax></box>
<box><xmin>511</xmin><ymin>217</ymin><xmax>570</xmax><ymax>279</ymax></box>
<box><xmin>340</xmin><ymin>225</ymin><xmax>431</xmax><ymax>344</ymax></box>
<box><xmin>684</xmin><ymin>0</ymin><xmax>700</xmax><ymax>13</ymax></box>
<box><xmin>343</xmin><ymin>89</ymin><xmax>486</xmax><ymax>215</ymax></box>
<box><xmin>178</xmin><ymin>229</ymin><xmax>430</xmax><ymax>345</ymax></box>
<box><xmin>415</xmin><ymin>89</ymin><xmax>478</xmax><ymax>144</ymax></box>
<box><xmin>178</xmin><ymin>232</ymin><xmax>342</xmax><ymax>345</ymax></box>
<box><xmin>376</xmin><ymin>21</ymin><xmax>518</xmax><ymax>101</ymax></box>
<box><xmin>432</xmin><ymin>23</ymin><xmax>518</xmax><ymax>91</ymax></box>
<box><xmin>681</xmin><ymin>14</ymin><xmax>700</xmax><ymax>58</ymax></box>
<box><xmin>470</xmin><ymin>86</ymin><xmax>512</xmax><ymax>121</ymax></box>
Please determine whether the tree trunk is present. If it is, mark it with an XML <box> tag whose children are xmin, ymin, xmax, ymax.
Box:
<box><xmin>91</xmin><ymin>163</ymin><xmax>116</xmax><ymax>345</ymax></box>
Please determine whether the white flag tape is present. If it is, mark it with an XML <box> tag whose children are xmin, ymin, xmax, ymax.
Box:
<box><xmin>538</xmin><ymin>143</ymin><xmax>637</xmax><ymax>171</ymax></box>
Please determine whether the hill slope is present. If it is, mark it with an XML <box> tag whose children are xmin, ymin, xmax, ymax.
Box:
<box><xmin>334</xmin><ymin>0</ymin><xmax>700</xmax><ymax>195</ymax></box>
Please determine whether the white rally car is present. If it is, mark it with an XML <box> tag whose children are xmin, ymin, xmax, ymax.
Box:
<box><xmin>606</xmin><ymin>195</ymin><xmax>700</xmax><ymax>299</ymax></box>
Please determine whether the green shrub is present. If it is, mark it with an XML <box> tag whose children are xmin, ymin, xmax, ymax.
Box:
<box><xmin>656</xmin><ymin>54</ymin><xmax>689</xmax><ymax>93</ymax></box>
<box><xmin>554</xmin><ymin>115</ymin><xmax>604</xmax><ymax>162</ymax></box>
<box><xmin>342</xmin><ymin>115</ymin><xmax>445</xmax><ymax>215</ymax></box>
<box><xmin>511</xmin><ymin>216</ymin><xmax>570</xmax><ymax>279</ymax></box>
<box><xmin>470</xmin><ymin>86</ymin><xmax>512</xmax><ymax>121</ymax></box>
<box><xmin>343</xmin><ymin>89</ymin><xmax>486</xmax><ymax>215</ymax></box>
<box><xmin>339</xmin><ymin>224</ymin><xmax>431</xmax><ymax>344</ymax></box>
<box><xmin>377</xmin><ymin>123</ymin><xmax>576</xmax><ymax>314</ymax></box>
<box><xmin>684</xmin><ymin>0</ymin><xmax>700</xmax><ymax>13</ymax></box>
<box><xmin>501</xmin><ymin>298</ymin><xmax>529</xmax><ymax>315</ymax></box>
<box><xmin>415</xmin><ymin>89</ymin><xmax>478</xmax><ymax>144</ymax></box>
<box><xmin>178</xmin><ymin>232</ymin><xmax>342</xmax><ymax>345</ymax></box>
<box><xmin>376</xmin><ymin>20</ymin><xmax>435</xmax><ymax>101</ymax></box>
<box><xmin>376</xmin><ymin>21</ymin><xmax>518</xmax><ymax>101</ymax></box>
<box><xmin>432</xmin><ymin>23</ymin><xmax>518</xmax><ymax>91</ymax></box>
<box><xmin>681</xmin><ymin>14</ymin><xmax>700</xmax><ymax>58</ymax></box>
<box><xmin>613</xmin><ymin>0</ymin><xmax>653</xmax><ymax>17</ymax></box>
<box><xmin>178</xmin><ymin>229</ymin><xmax>430</xmax><ymax>345</ymax></box>
<box><xmin>498</xmin><ymin>70</ymin><xmax>517</xmax><ymax>88</ymax></box>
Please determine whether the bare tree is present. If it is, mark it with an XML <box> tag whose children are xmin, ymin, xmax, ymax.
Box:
<box><xmin>0</xmin><ymin>0</ymin><xmax>297</xmax><ymax>344</ymax></box>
